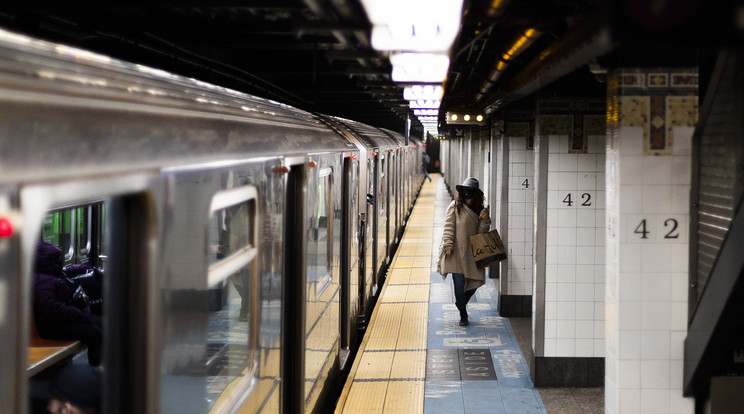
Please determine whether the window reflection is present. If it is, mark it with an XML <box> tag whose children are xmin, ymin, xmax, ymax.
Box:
<box><xmin>308</xmin><ymin>171</ymin><xmax>331</xmax><ymax>294</ymax></box>
<box><xmin>205</xmin><ymin>193</ymin><xmax>256</xmax><ymax>411</ymax></box>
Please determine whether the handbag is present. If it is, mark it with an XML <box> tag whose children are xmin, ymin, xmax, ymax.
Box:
<box><xmin>68</xmin><ymin>284</ymin><xmax>91</xmax><ymax>310</ymax></box>
<box><xmin>469</xmin><ymin>228</ymin><xmax>507</xmax><ymax>268</ymax></box>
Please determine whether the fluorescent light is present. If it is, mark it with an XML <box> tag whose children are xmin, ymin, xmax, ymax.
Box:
<box><xmin>371</xmin><ymin>21</ymin><xmax>460</xmax><ymax>52</ymax></box>
<box><xmin>404</xmin><ymin>84</ymin><xmax>444</xmax><ymax>100</ymax></box>
<box><xmin>361</xmin><ymin>0</ymin><xmax>464</xmax><ymax>52</ymax></box>
<box><xmin>414</xmin><ymin>109</ymin><xmax>439</xmax><ymax>116</ymax></box>
<box><xmin>418</xmin><ymin>116</ymin><xmax>438</xmax><ymax>122</ymax></box>
<box><xmin>391</xmin><ymin>53</ymin><xmax>449</xmax><ymax>83</ymax></box>
<box><xmin>409</xmin><ymin>99</ymin><xmax>441</xmax><ymax>109</ymax></box>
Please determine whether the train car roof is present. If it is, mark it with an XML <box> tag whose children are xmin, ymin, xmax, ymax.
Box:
<box><xmin>330</xmin><ymin>116</ymin><xmax>400</xmax><ymax>150</ymax></box>
<box><xmin>0</xmin><ymin>29</ymin><xmax>356</xmax><ymax>183</ymax></box>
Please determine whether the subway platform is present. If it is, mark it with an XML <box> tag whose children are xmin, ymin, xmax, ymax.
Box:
<box><xmin>334</xmin><ymin>174</ymin><xmax>548</xmax><ymax>414</ymax></box>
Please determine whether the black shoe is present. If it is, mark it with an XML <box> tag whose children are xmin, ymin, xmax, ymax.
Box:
<box><xmin>239</xmin><ymin>313</ymin><xmax>248</xmax><ymax>322</ymax></box>
<box><xmin>459</xmin><ymin>317</ymin><xmax>469</xmax><ymax>326</ymax></box>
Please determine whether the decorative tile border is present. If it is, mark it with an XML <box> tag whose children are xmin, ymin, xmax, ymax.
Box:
<box><xmin>648</xmin><ymin>73</ymin><xmax>669</xmax><ymax>87</ymax></box>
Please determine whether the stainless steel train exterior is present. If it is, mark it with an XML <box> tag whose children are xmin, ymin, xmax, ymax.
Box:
<box><xmin>0</xmin><ymin>30</ymin><xmax>424</xmax><ymax>414</ymax></box>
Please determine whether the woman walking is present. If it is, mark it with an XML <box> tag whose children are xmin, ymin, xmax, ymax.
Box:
<box><xmin>438</xmin><ymin>177</ymin><xmax>491</xmax><ymax>326</ymax></box>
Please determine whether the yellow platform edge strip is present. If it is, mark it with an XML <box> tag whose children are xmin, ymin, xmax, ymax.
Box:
<box><xmin>335</xmin><ymin>175</ymin><xmax>438</xmax><ymax>414</ymax></box>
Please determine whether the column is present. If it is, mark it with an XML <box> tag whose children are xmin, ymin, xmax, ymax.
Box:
<box><xmin>499</xmin><ymin>112</ymin><xmax>536</xmax><ymax>316</ymax></box>
<box><xmin>533</xmin><ymin>98</ymin><xmax>607</xmax><ymax>386</ymax></box>
<box><xmin>605</xmin><ymin>69</ymin><xmax>698</xmax><ymax>414</ymax></box>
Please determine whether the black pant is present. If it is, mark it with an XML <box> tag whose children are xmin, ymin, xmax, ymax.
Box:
<box><xmin>452</xmin><ymin>273</ymin><xmax>477</xmax><ymax>318</ymax></box>
<box><xmin>37</xmin><ymin>315</ymin><xmax>103</xmax><ymax>366</ymax></box>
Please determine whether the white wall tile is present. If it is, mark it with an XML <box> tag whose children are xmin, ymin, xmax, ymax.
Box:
<box><xmin>641</xmin><ymin>332</ymin><xmax>671</xmax><ymax>359</ymax></box>
<box><xmin>576</xmin><ymin>283</ymin><xmax>594</xmax><ymax>302</ymax></box>
<box><xmin>556</xmin><ymin>302</ymin><xmax>576</xmax><ymax>319</ymax></box>
<box><xmin>576</xmin><ymin>301</ymin><xmax>595</xmax><ymax>320</ymax></box>
<box><xmin>557</xmin><ymin>338</ymin><xmax>575</xmax><ymax>356</ymax></box>
<box><xmin>558</xmin><ymin>172</ymin><xmax>578</xmax><ymax>190</ymax></box>
<box><xmin>556</xmin><ymin>264</ymin><xmax>576</xmax><ymax>283</ymax></box>
<box><xmin>641</xmin><ymin>302</ymin><xmax>671</xmax><ymax>331</ymax></box>
<box><xmin>618</xmin><ymin>360</ymin><xmax>641</xmax><ymax>388</ymax></box>
<box><xmin>618</xmin><ymin>389</ymin><xmax>641</xmax><ymax>413</ymax></box>
<box><xmin>641</xmin><ymin>389</ymin><xmax>670</xmax><ymax>414</ymax></box>
<box><xmin>642</xmin><ymin>185</ymin><xmax>672</xmax><ymax>213</ymax></box>
<box><xmin>545</xmin><ymin>319</ymin><xmax>558</xmax><ymax>339</ymax></box>
<box><xmin>557</xmin><ymin>320</ymin><xmax>576</xmax><ymax>338</ymax></box>
<box><xmin>619</xmin><ymin>330</ymin><xmax>641</xmax><ymax>360</ymax></box>
<box><xmin>576</xmin><ymin>264</ymin><xmax>595</xmax><ymax>283</ymax></box>
<box><xmin>578</xmin><ymin>154</ymin><xmax>597</xmax><ymax>172</ymax></box>
<box><xmin>576</xmin><ymin>320</ymin><xmax>594</xmax><ymax>338</ymax></box>
<box><xmin>557</xmin><ymin>209</ymin><xmax>577</xmax><ymax>227</ymax></box>
<box><xmin>620</xmin><ymin>185</ymin><xmax>643</xmax><ymax>214</ymax></box>
<box><xmin>594</xmin><ymin>338</ymin><xmax>606</xmax><ymax>357</ymax></box>
<box><xmin>641</xmin><ymin>273</ymin><xmax>671</xmax><ymax>302</ymax></box>
<box><xmin>578</xmin><ymin>173</ymin><xmax>597</xmax><ymax>190</ymax></box>
<box><xmin>576</xmin><ymin>338</ymin><xmax>594</xmax><ymax>357</ymax></box>
<box><xmin>544</xmin><ymin>338</ymin><xmax>557</xmax><ymax>357</ymax></box>
<box><xmin>619</xmin><ymin>302</ymin><xmax>641</xmax><ymax>330</ymax></box>
<box><xmin>557</xmin><ymin>283</ymin><xmax>576</xmax><ymax>302</ymax></box>
<box><xmin>577</xmin><ymin>246</ymin><xmax>595</xmax><ymax>264</ymax></box>
<box><xmin>559</xmin><ymin>153</ymin><xmax>578</xmax><ymax>172</ymax></box>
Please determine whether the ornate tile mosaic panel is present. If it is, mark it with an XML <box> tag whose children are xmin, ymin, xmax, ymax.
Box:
<box><xmin>584</xmin><ymin>115</ymin><xmax>607</xmax><ymax>136</ymax></box>
<box><xmin>506</xmin><ymin>122</ymin><xmax>530</xmax><ymax>138</ymax></box>
<box><xmin>608</xmin><ymin>68</ymin><xmax>698</xmax><ymax>156</ymax></box>
<box><xmin>538</xmin><ymin>115</ymin><xmax>573</xmax><ymax>135</ymax></box>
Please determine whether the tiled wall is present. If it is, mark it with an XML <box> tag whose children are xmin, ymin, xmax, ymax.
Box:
<box><xmin>506</xmin><ymin>136</ymin><xmax>535</xmax><ymax>296</ymax></box>
<box><xmin>605</xmin><ymin>68</ymin><xmax>697</xmax><ymax>414</ymax></box>
<box><xmin>541</xmin><ymin>134</ymin><xmax>606</xmax><ymax>358</ymax></box>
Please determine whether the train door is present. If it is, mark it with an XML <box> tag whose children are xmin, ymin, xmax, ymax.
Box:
<box><xmin>371</xmin><ymin>152</ymin><xmax>379</xmax><ymax>295</ymax></box>
<box><xmin>339</xmin><ymin>156</ymin><xmax>357</xmax><ymax>368</ymax></box>
<box><xmin>390</xmin><ymin>151</ymin><xmax>398</xmax><ymax>246</ymax></box>
<box><xmin>385</xmin><ymin>153</ymin><xmax>393</xmax><ymax>259</ymax></box>
<box><xmin>282</xmin><ymin>162</ymin><xmax>306</xmax><ymax>414</ymax></box>
<box><xmin>376</xmin><ymin>154</ymin><xmax>387</xmax><ymax>287</ymax></box>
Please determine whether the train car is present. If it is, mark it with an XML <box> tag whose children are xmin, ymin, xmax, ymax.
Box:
<box><xmin>0</xmin><ymin>30</ymin><xmax>423</xmax><ymax>414</ymax></box>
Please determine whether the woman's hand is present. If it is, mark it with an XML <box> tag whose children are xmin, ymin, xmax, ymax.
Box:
<box><xmin>445</xmin><ymin>249</ymin><xmax>452</xmax><ymax>255</ymax></box>
<box><xmin>479</xmin><ymin>208</ymin><xmax>490</xmax><ymax>220</ymax></box>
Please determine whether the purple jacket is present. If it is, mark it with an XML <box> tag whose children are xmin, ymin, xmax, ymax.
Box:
<box><xmin>32</xmin><ymin>242</ymin><xmax>93</xmax><ymax>324</ymax></box>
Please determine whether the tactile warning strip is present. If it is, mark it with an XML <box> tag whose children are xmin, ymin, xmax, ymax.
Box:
<box><xmin>335</xmin><ymin>175</ymin><xmax>438</xmax><ymax>414</ymax></box>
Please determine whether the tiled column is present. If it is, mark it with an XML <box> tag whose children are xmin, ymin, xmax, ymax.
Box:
<box><xmin>605</xmin><ymin>69</ymin><xmax>698</xmax><ymax>414</ymax></box>
<box><xmin>533</xmin><ymin>99</ymin><xmax>607</xmax><ymax>386</ymax></box>
<box><xmin>499</xmin><ymin>118</ymin><xmax>536</xmax><ymax>316</ymax></box>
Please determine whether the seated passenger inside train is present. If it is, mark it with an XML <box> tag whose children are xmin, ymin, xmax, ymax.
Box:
<box><xmin>32</xmin><ymin>241</ymin><xmax>103</xmax><ymax>366</ymax></box>
<box><xmin>31</xmin><ymin>364</ymin><xmax>102</xmax><ymax>414</ymax></box>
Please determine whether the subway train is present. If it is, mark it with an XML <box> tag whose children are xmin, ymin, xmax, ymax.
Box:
<box><xmin>0</xmin><ymin>29</ymin><xmax>426</xmax><ymax>413</ymax></box>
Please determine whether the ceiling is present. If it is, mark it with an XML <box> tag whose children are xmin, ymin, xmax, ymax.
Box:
<box><xmin>0</xmin><ymin>1</ymin><xmax>720</xmax><ymax>135</ymax></box>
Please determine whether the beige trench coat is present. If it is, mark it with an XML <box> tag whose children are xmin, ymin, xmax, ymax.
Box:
<box><xmin>437</xmin><ymin>200</ymin><xmax>492</xmax><ymax>291</ymax></box>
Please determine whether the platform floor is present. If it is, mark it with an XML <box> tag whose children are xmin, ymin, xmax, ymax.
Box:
<box><xmin>334</xmin><ymin>174</ymin><xmax>548</xmax><ymax>414</ymax></box>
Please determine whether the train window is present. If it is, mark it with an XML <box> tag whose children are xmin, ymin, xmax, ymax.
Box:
<box><xmin>309</xmin><ymin>168</ymin><xmax>332</xmax><ymax>295</ymax></box>
<box><xmin>42</xmin><ymin>210</ymin><xmax>73</xmax><ymax>263</ymax></box>
<box><xmin>42</xmin><ymin>202</ymin><xmax>104</xmax><ymax>266</ymax></box>
<box><xmin>29</xmin><ymin>201</ymin><xmax>106</xmax><ymax>413</ymax></box>
<box><xmin>205</xmin><ymin>186</ymin><xmax>258</xmax><ymax>411</ymax></box>
<box><xmin>76</xmin><ymin>207</ymin><xmax>91</xmax><ymax>261</ymax></box>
